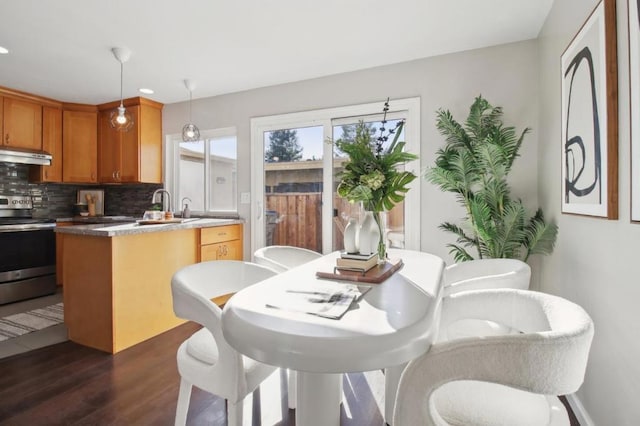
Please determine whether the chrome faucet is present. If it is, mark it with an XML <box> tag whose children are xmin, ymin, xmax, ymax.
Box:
<box><xmin>152</xmin><ymin>189</ymin><xmax>172</xmax><ymax>212</ymax></box>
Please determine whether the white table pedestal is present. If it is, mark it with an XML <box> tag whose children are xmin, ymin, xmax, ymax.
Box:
<box><xmin>297</xmin><ymin>372</ymin><xmax>342</xmax><ymax>426</ymax></box>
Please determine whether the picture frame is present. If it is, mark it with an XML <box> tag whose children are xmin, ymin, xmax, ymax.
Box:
<box><xmin>77</xmin><ymin>189</ymin><xmax>105</xmax><ymax>216</ymax></box>
<box><xmin>560</xmin><ymin>0</ymin><xmax>618</xmax><ymax>219</ymax></box>
<box><xmin>629</xmin><ymin>0</ymin><xmax>640</xmax><ymax>221</ymax></box>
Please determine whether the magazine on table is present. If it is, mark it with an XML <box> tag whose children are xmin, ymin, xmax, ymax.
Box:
<box><xmin>265</xmin><ymin>282</ymin><xmax>371</xmax><ymax>319</ymax></box>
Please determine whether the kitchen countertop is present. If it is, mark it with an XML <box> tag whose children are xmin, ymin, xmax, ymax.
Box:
<box><xmin>55</xmin><ymin>218</ymin><xmax>243</xmax><ymax>237</ymax></box>
<box><xmin>56</xmin><ymin>216</ymin><xmax>138</xmax><ymax>224</ymax></box>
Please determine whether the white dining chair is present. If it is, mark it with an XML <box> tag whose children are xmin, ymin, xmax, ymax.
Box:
<box><xmin>253</xmin><ymin>245</ymin><xmax>322</xmax><ymax>273</ymax></box>
<box><xmin>393</xmin><ymin>288</ymin><xmax>594</xmax><ymax>426</ymax></box>
<box><xmin>440</xmin><ymin>258</ymin><xmax>531</xmax><ymax>341</ymax></box>
<box><xmin>171</xmin><ymin>260</ymin><xmax>279</xmax><ymax>426</ymax></box>
<box><xmin>253</xmin><ymin>244</ymin><xmax>323</xmax><ymax>409</ymax></box>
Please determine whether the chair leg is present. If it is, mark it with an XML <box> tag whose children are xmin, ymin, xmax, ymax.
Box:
<box><xmin>288</xmin><ymin>369</ymin><xmax>297</xmax><ymax>409</ymax></box>
<box><xmin>227</xmin><ymin>398</ymin><xmax>244</xmax><ymax>426</ymax></box>
<box><xmin>384</xmin><ymin>363</ymin><xmax>407</xmax><ymax>426</ymax></box>
<box><xmin>175</xmin><ymin>379</ymin><xmax>192</xmax><ymax>426</ymax></box>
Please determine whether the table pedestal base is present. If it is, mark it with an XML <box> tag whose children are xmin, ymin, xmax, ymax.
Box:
<box><xmin>297</xmin><ymin>372</ymin><xmax>342</xmax><ymax>426</ymax></box>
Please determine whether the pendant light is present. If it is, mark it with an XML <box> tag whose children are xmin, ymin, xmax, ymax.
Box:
<box><xmin>109</xmin><ymin>47</ymin><xmax>134</xmax><ymax>132</ymax></box>
<box><xmin>182</xmin><ymin>79</ymin><xmax>200</xmax><ymax>142</ymax></box>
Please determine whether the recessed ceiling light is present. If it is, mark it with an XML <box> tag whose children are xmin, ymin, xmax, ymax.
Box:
<box><xmin>139</xmin><ymin>88</ymin><xmax>154</xmax><ymax>94</ymax></box>
<box><xmin>0</xmin><ymin>46</ymin><xmax>9</xmax><ymax>55</ymax></box>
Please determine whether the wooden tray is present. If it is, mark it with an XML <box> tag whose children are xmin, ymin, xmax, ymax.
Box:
<box><xmin>316</xmin><ymin>258</ymin><xmax>404</xmax><ymax>284</ymax></box>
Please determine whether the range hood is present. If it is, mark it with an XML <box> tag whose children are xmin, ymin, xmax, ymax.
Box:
<box><xmin>0</xmin><ymin>147</ymin><xmax>52</xmax><ymax>166</ymax></box>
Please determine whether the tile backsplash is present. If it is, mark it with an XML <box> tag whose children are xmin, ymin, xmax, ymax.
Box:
<box><xmin>0</xmin><ymin>162</ymin><xmax>162</xmax><ymax>218</ymax></box>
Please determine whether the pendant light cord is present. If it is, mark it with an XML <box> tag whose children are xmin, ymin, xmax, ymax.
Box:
<box><xmin>119</xmin><ymin>61</ymin><xmax>124</xmax><ymax>107</ymax></box>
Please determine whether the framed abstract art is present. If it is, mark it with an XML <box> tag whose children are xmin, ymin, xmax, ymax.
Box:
<box><xmin>561</xmin><ymin>0</ymin><xmax>618</xmax><ymax>219</ymax></box>
<box><xmin>629</xmin><ymin>0</ymin><xmax>640</xmax><ymax>221</ymax></box>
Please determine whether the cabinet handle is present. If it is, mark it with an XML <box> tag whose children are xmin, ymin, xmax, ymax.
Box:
<box><xmin>5</xmin><ymin>134</ymin><xmax>9</xmax><ymax>144</ymax></box>
<box><xmin>224</xmin><ymin>245</ymin><xmax>228</xmax><ymax>256</ymax></box>
<box><xmin>218</xmin><ymin>232</ymin><xmax>227</xmax><ymax>237</ymax></box>
<box><xmin>44</xmin><ymin>171</ymin><xmax>48</xmax><ymax>179</ymax></box>
<box><xmin>116</xmin><ymin>170</ymin><xmax>120</xmax><ymax>180</ymax></box>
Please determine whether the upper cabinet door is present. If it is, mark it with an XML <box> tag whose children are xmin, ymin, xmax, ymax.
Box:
<box><xmin>63</xmin><ymin>110</ymin><xmax>97</xmax><ymax>183</ymax></box>
<box><xmin>117</xmin><ymin>105</ymin><xmax>140</xmax><ymax>183</ymax></box>
<box><xmin>3</xmin><ymin>97</ymin><xmax>43</xmax><ymax>150</ymax></box>
<box><xmin>98</xmin><ymin>110</ymin><xmax>121</xmax><ymax>183</ymax></box>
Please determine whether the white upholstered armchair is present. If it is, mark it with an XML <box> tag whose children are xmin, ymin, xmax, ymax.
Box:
<box><xmin>393</xmin><ymin>289</ymin><xmax>594</xmax><ymax>426</ymax></box>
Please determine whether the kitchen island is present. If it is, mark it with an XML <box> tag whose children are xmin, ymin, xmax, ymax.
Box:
<box><xmin>56</xmin><ymin>218</ymin><xmax>243</xmax><ymax>353</ymax></box>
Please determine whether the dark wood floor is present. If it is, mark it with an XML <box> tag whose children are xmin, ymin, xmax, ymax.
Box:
<box><xmin>0</xmin><ymin>321</ymin><xmax>579</xmax><ymax>425</ymax></box>
<box><xmin>0</xmin><ymin>322</ymin><xmax>386</xmax><ymax>425</ymax></box>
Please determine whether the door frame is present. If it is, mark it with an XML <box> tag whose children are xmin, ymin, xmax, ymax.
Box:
<box><xmin>250</xmin><ymin>97</ymin><xmax>421</xmax><ymax>256</ymax></box>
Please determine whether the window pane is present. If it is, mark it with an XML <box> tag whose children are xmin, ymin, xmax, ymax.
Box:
<box><xmin>209</xmin><ymin>136</ymin><xmax>237</xmax><ymax>212</ymax></box>
<box><xmin>179</xmin><ymin>140</ymin><xmax>205</xmax><ymax>211</ymax></box>
<box><xmin>263</xmin><ymin>126</ymin><xmax>323</xmax><ymax>251</ymax></box>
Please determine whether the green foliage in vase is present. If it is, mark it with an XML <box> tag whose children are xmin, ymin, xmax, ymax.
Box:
<box><xmin>425</xmin><ymin>96</ymin><xmax>558</xmax><ymax>262</ymax></box>
<box><xmin>334</xmin><ymin>102</ymin><xmax>419</xmax><ymax>212</ymax></box>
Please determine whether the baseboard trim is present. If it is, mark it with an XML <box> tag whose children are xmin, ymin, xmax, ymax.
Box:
<box><xmin>566</xmin><ymin>393</ymin><xmax>595</xmax><ymax>426</ymax></box>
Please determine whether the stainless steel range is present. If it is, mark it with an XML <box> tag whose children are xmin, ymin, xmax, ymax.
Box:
<box><xmin>0</xmin><ymin>194</ymin><xmax>56</xmax><ymax>305</ymax></box>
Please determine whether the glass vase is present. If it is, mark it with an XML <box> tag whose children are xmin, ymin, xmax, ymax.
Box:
<box><xmin>373</xmin><ymin>211</ymin><xmax>387</xmax><ymax>261</ymax></box>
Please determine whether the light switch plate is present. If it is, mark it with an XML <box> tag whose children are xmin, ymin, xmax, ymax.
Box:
<box><xmin>240</xmin><ymin>192</ymin><xmax>251</xmax><ymax>204</ymax></box>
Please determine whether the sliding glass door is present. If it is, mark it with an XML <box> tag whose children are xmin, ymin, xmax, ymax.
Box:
<box><xmin>251</xmin><ymin>98</ymin><xmax>420</xmax><ymax>256</ymax></box>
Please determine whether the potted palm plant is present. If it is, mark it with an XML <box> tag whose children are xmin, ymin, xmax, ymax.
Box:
<box><xmin>425</xmin><ymin>96</ymin><xmax>558</xmax><ymax>262</ymax></box>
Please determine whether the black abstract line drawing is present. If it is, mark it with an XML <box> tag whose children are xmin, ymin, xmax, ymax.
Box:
<box><xmin>563</xmin><ymin>46</ymin><xmax>602</xmax><ymax>204</ymax></box>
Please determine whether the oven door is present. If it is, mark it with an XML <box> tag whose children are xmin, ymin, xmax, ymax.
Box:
<box><xmin>0</xmin><ymin>226</ymin><xmax>57</xmax><ymax>304</ymax></box>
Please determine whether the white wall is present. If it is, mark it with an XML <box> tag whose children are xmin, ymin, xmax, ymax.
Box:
<box><xmin>163</xmin><ymin>40</ymin><xmax>540</xmax><ymax>265</ymax></box>
<box><xmin>538</xmin><ymin>0</ymin><xmax>640</xmax><ymax>424</ymax></box>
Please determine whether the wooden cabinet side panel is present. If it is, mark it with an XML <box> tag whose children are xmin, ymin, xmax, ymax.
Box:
<box><xmin>111</xmin><ymin>229</ymin><xmax>197</xmax><ymax>352</ymax></box>
<box><xmin>63</xmin><ymin>234</ymin><xmax>114</xmax><ymax>353</ymax></box>
<box><xmin>63</xmin><ymin>110</ymin><xmax>97</xmax><ymax>183</ymax></box>
<box><xmin>3</xmin><ymin>97</ymin><xmax>42</xmax><ymax>150</ymax></box>
<box><xmin>0</xmin><ymin>96</ymin><xmax>3</xmax><ymax>141</ymax></box>
<box><xmin>138</xmin><ymin>104</ymin><xmax>162</xmax><ymax>183</ymax></box>
<box><xmin>55</xmin><ymin>222</ymin><xmax>73</xmax><ymax>285</ymax></box>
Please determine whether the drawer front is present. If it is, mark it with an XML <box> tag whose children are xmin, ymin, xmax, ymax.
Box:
<box><xmin>200</xmin><ymin>224</ymin><xmax>242</xmax><ymax>245</ymax></box>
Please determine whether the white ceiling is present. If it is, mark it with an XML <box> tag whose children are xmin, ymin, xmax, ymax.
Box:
<box><xmin>0</xmin><ymin>0</ymin><xmax>553</xmax><ymax>106</ymax></box>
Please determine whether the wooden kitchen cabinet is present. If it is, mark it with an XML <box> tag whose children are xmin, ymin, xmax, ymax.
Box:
<box><xmin>63</xmin><ymin>107</ymin><xmax>98</xmax><ymax>183</ymax></box>
<box><xmin>98</xmin><ymin>97</ymin><xmax>163</xmax><ymax>183</ymax></box>
<box><xmin>30</xmin><ymin>106</ymin><xmax>63</xmax><ymax>182</ymax></box>
<box><xmin>2</xmin><ymin>97</ymin><xmax>42</xmax><ymax>150</ymax></box>
<box><xmin>199</xmin><ymin>224</ymin><xmax>243</xmax><ymax>261</ymax></box>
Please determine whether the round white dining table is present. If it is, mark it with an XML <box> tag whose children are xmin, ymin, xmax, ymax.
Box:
<box><xmin>221</xmin><ymin>249</ymin><xmax>444</xmax><ymax>426</ymax></box>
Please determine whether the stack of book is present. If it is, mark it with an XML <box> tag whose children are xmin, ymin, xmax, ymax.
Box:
<box><xmin>336</xmin><ymin>252</ymin><xmax>379</xmax><ymax>273</ymax></box>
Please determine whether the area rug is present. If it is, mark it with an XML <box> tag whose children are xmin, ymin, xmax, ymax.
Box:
<box><xmin>0</xmin><ymin>303</ymin><xmax>64</xmax><ymax>342</ymax></box>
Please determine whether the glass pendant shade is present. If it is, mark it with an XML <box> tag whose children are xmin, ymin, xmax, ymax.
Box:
<box><xmin>110</xmin><ymin>104</ymin><xmax>134</xmax><ymax>131</ymax></box>
<box><xmin>110</xmin><ymin>47</ymin><xmax>134</xmax><ymax>132</ymax></box>
<box><xmin>182</xmin><ymin>79</ymin><xmax>200</xmax><ymax>142</ymax></box>
<box><xmin>182</xmin><ymin>123</ymin><xmax>200</xmax><ymax>141</ymax></box>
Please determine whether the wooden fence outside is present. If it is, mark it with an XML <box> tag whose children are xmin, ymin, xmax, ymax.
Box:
<box><xmin>265</xmin><ymin>193</ymin><xmax>404</xmax><ymax>252</ymax></box>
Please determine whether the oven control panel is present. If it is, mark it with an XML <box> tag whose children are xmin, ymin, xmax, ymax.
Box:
<box><xmin>0</xmin><ymin>195</ymin><xmax>33</xmax><ymax>210</ymax></box>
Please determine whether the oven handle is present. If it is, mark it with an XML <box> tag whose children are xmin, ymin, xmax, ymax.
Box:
<box><xmin>0</xmin><ymin>223</ymin><xmax>56</xmax><ymax>232</ymax></box>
